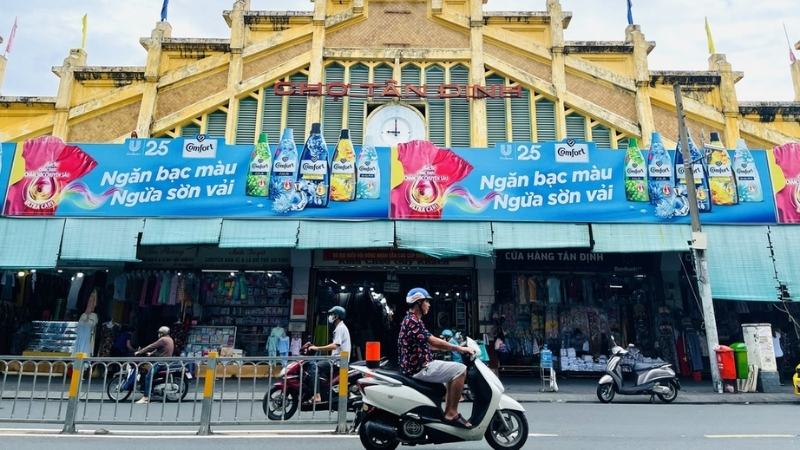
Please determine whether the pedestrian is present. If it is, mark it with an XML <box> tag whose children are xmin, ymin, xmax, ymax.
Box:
<box><xmin>773</xmin><ymin>326</ymin><xmax>785</xmax><ymax>386</ymax></box>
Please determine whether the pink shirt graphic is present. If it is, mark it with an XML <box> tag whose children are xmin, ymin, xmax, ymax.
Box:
<box><xmin>390</xmin><ymin>141</ymin><xmax>473</xmax><ymax>219</ymax></box>
<box><xmin>773</xmin><ymin>143</ymin><xmax>800</xmax><ymax>224</ymax></box>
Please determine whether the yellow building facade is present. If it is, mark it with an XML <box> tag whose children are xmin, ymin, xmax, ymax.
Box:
<box><xmin>1</xmin><ymin>0</ymin><xmax>799</xmax><ymax>151</ymax></box>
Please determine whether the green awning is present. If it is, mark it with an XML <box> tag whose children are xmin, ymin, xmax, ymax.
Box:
<box><xmin>592</xmin><ymin>224</ymin><xmax>691</xmax><ymax>253</ymax></box>
<box><xmin>705</xmin><ymin>225</ymin><xmax>778</xmax><ymax>302</ymax></box>
<box><xmin>140</xmin><ymin>218</ymin><xmax>222</xmax><ymax>245</ymax></box>
<box><xmin>218</xmin><ymin>220</ymin><xmax>299</xmax><ymax>248</ymax></box>
<box><xmin>0</xmin><ymin>219</ymin><xmax>65</xmax><ymax>269</ymax></box>
<box><xmin>60</xmin><ymin>219</ymin><xmax>144</xmax><ymax>262</ymax></box>
<box><xmin>766</xmin><ymin>226</ymin><xmax>798</xmax><ymax>301</ymax></box>
<box><xmin>492</xmin><ymin>222</ymin><xmax>590</xmax><ymax>249</ymax></box>
<box><xmin>297</xmin><ymin>221</ymin><xmax>394</xmax><ymax>249</ymax></box>
<box><xmin>396</xmin><ymin>221</ymin><xmax>493</xmax><ymax>258</ymax></box>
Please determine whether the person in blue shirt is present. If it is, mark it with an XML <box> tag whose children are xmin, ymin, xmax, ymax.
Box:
<box><xmin>441</xmin><ymin>329</ymin><xmax>462</xmax><ymax>363</ymax></box>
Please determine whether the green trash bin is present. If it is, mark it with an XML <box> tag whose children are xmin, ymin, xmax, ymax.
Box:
<box><xmin>730</xmin><ymin>342</ymin><xmax>749</xmax><ymax>379</ymax></box>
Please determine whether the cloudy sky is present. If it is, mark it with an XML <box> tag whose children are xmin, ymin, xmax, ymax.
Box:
<box><xmin>1</xmin><ymin>0</ymin><xmax>798</xmax><ymax>101</ymax></box>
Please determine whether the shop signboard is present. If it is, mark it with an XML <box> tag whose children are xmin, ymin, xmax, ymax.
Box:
<box><xmin>315</xmin><ymin>248</ymin><xmax>473</xmax><ymax>268</ymax></box>
<box><xmin>133</xmin><ymin>245</ymin><xmax>291</xmax><ymax>269</ymax></box>
<box><xmin>496</xmin><ymin>248</ymin><xmax>660</xmax><ymax>273</ymax></box>
<box><xmin>0</xmin><ymin>135</ymin><xmax>778</xmax><ymax>224</ymax></box>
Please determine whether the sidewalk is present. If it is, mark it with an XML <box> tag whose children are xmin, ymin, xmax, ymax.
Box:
<box><xmin>498</xmin><ymin>375</ymin><xmax>799</xmax><ymax>404</ymax></box>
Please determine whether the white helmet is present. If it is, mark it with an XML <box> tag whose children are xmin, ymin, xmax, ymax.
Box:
<box><xmin>158</xmin><ymin>326</ymin><xmax>170</xmax><ymax>336</ymax></box>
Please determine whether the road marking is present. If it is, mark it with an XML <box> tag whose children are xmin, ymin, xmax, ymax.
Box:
<box><xmin>530</xmin><ymin>433</ymin><xmax>558</xmax><ymax>437</ymax></box>
<box><xmin>705</xmin><ymin>434</ymin><xmax>795</xmax><ymax>439</ymax></box>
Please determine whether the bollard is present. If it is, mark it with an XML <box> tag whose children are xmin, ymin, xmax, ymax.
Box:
<box><xmin>366</xmin><ymin>342</ymin><xmax>380</xmax><ymax>369</ymax></box>
<box><xmin>335</xmin><ymin>351</ymin><xmax>349</xmax><ymax>433</ymax></box>
<box><xmin>61</xmin><ymin>353</ymin><xmax>86</xmax><ymax>434</ymax></box>
<box><xmin>197</xmin><ymin>351</ymin><xmax>218</xmax><ymax>435</ymax></box>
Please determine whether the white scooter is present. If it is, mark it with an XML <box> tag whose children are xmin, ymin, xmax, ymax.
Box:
<box><xmin>350</xmin><ymin>338</ymin><xmax>528</xmax><ymax>450</ymax></box>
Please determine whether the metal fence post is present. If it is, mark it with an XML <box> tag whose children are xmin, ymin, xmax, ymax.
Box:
<box><xmin>335</xmin><ymin>351</ymin><xmax>349</xmax><ymax>434</ymax></box>
<box><xmin>61</xmin><ymin>353</ymin><xmax>85</xmax><ymax>434</ymax></box>
<box><xmin>197</xmin><ymin>351</ymin><xmax>218</xmax><ymax>435</ymax></box>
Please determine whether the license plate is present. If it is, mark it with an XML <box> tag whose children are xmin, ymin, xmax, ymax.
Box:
<box><xmin>185</xmin><ymin>372</ymin><xmax>193</xmax><ymax>379</ymax></box>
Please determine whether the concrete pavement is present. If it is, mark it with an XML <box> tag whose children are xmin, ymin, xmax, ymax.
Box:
<box><xmin>498</xmin><ymin>375</ymin><xmax>799</xmax><ymax>404</ymax></box>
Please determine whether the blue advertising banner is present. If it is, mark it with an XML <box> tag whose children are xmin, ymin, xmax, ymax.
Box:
<box><xmin>0</xmin><ymin>143</ymin><xmax>15</xmax><ymax>209</ymax></box>
<box><xmin>2</xmin><ymin>135</ymin><xmax>391</xmax><ymax>218</ymax></box>
<box><xmin>388</xmin><ymin>140</ymin><xmax>776</xmax><ymax>224</ymax></box>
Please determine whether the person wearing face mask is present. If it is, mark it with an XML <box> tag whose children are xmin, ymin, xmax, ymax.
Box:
<box><xmin>307</xmin><ymin>306</ymin><xmax>351</xmax><ymax>404</ymax></box>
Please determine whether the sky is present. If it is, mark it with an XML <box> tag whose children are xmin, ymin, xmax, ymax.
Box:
<box><xmin>0</xmin><ymin>0</ymin><xmax>798</xmax><ymax>102</ymax></box>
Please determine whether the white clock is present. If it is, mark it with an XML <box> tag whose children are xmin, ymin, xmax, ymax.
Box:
<box><xmin>365</xmin><ymin>104</ymin><xmax>426</xmax><ymax>147</ymax></box>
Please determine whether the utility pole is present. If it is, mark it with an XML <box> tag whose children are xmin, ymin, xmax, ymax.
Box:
<box><xmin>673</xmin><ymin>84</ymin><xmax>722</xmax><ymax>393</ymax></box>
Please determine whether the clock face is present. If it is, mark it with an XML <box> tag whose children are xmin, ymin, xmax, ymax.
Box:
<box><xmin>365</xmin><ymin>105</ymin><xmax>426</xmax><ymax>147</ymax></box>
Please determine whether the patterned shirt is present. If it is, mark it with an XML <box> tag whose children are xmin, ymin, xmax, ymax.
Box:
<box><xmin>398</xmin><ymin>311</ymin><xmax>433</xmax><ymax>376</ymax></box>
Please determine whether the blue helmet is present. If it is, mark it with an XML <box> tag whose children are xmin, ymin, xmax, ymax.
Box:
<box><xmin>406</xmin><ymin>287</ymin><xmax>432</xmax><ymax>304</ymax></box>
<box><xmin>441</xmin><ymin>329</ymin><xmax>453</xmax><ymax>338</ymax></box>
<box><xmin>328</xmin><ymin>306</ymin><xmax>346</xmax><ymax>320</ymax></box>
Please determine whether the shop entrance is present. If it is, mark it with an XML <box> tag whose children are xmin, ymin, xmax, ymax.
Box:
<box><xmin>311</xmin><ymin>269</ymin><xmax>474</xmax><ymax>366</ymax></box>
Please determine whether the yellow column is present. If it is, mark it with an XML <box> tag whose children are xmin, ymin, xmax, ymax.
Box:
<box><xmin>137</xmin><ymin>21</ymin><xmax>172</xmax><ymax>138</ymax></box>
<box><xmin>469</xmin><ymin>0</ymin><xmax>487</xmax><ymax>147</ymax></box>
<box><xmin>627</xmin><ymin>25</ymin><xmax>653</xmax><ymax>144</ymax></box>
<box><xmin>225</xmin><ymin>0</ymin><xmax>250</xmax><ymax>144</ymax></box>
<box><xmin>306</xmin><ymin>0</ymin><xmax>327</xmax><ymax>134</ymax></box>
<box><xmin>547</xmin><ymin>0</ymin><xmax>567</xmax><ymax>141</ymax></box>
<box><xmin>53</xmin><ymin>49</ymin><xmax>87</xmax><ymax>140</ymax></box>
<box><xmin>0</xmin><ymin>55</ymin><xmax>7</xmax><ymax>95</ymax></box>
<box><xmin>709</xmin><ymin>54</ymin><xmax>741</xmax><ymax>146</ymax></box>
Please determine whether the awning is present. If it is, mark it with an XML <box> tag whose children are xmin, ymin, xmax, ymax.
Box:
<box><xmin>396</xmin><ymin>221</ymin><xmax>493</xmax><ymax>258</ymax></box>
<box><xmin>140</xmin><ymin>218</ymin><xmax>222</xmax><ymax>245</ymax></box>
<box><xmin>705</xmin><ymin>225</ymin><xmax>778</xmax><ymax>302</ymax></box>
<box><xmin>767</xmin><ymin>226</ymin><xmax>798</xmax><ymax>301</ymax></box>
<box><xmin>0</xmin><ymin>218</ymin><xmax>65</xmax><ymax>269</ymax></box>
<box><xmin>592</xmin><ymin>224</ymin><xmax>691</xmax><ymax>253</ymax></box>
<box><xmin>492</xmin><ymin>222</ymin><xmax>590</xmax><ymax>249</ymax></box>
<box><xmin>60</xmin><ymin>219</ymin><xmax>144</xmax><ymax>262</ymax></box>
<box><xmin>218</xmin><ymin>220</ymin><xmax>299</xmax><ymax>248</ymax></box>
<box><xmin>297</xmin><ymin>221</ymin><xmax>394</xmax><ymax>249</ymax></box>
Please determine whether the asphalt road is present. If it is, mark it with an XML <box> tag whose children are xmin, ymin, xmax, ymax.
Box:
<box><xmin>1</xmin><ymin>402</ymin><xmax>797</xmax><ymax>450</ymax></box>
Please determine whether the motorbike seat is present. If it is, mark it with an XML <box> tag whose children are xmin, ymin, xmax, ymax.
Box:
<box><xmin>375</xmin><ymin>370</ymin><xmax>447</xmax><ymax>399</ymax></box>
<box><xmin>633</xmin><ymin>362</ymin><xmax>667</xmax><ymax>372</ymax></box>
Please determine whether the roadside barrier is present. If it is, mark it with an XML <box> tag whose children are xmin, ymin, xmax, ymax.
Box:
<box><xmin>0</xmin><ymin>352</ymin><xmax>349</xmax><ymax>434</ymax></box>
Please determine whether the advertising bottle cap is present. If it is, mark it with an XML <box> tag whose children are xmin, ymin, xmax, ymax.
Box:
<box><xmin>257</xmin><ymin>133</ymin><xmax>268</xmax><ymax>144</ymax></box>
<box><xmin>364</xmin><ymin>135</ymin><xmax>374</xmax><ymax>147</ymax></box>
<box><xmin>710</xmin><ymin>132</ymin><xmax>721</xmax><ymax>142</ymax></box>
<box><xmin>735</xmin><ymin>138</ymin><xmax>748</xmax><ymax>149</ymax></box>
<box><xmin>311</xmin><ymin>123</ymin><xmax>321</xmax><ymax>134</ymax></box>
<box><xmin>628</xmin><ymin>137</ymin><xmax>638</xmax><ymax>148</ymax></box>
<box><xmin>340</xmin><ymin>129</ymin><xmax>350</xmax><ymax>139</ymax></box>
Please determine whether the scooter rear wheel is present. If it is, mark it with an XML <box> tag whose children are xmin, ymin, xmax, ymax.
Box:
<box><xmin>485</xmin><ymin>409</ymin><xmax>529</xmax><ymax>450</ymax></box>
<box><xmin>656</xmin><ymin>380</ymin><xmax>678</xmax><ymax>403</ymax></box>
<box><xmin>106</xmin><ymin>373</ymin><xmax>132</xmax><ymax>402</ymax></box>
<box><xmin>359</xmin><ymin>415</ymin><xmax>399</xmax><ymax>450</ymax></box>
<box><xmin>265</xmin><ymin>386</ymin><xmax>298</xmax><ymax>420</ymax></box>
<box><xmin>597</xmin><ymin>382</ymin><xmax>615</xmax><ymax>403</ymax></box>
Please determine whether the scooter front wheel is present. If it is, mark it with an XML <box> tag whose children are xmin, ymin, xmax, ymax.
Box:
<box><xmin>485</xmin><ymin>409</ymin><xmax>529</xmax><ymax>450</ymax></box>
<box><xmin>597</xmin><ymin>382</ymin><xmax>615</xmax><ymax>403</ymax></box>
<box><xmin>106</xmin><ymin>373</ymin><xmax>132</xmax><ymax>402</ymax></box>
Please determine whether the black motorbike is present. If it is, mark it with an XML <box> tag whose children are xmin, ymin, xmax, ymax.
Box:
<box><xmin>596</xmin><ymin>341</ymin><xmax>680</xmax><ymax>404</ymax></box>
<box><xmin>106</xmin><ymin>360</ymin><xmax>192</xmax><ymax>402</ymax></box>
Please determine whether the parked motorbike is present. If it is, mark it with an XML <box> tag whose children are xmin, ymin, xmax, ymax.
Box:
<box><xmin>351</xmin><ymin>337</ymin><xmax>528</xmax><ymax>450</ymax></box>
<box><xmin>596</xmin><ymin>339</ymin><xmax>680</xmax><ymax>404</ymax></box>
<box><xmin>106</xmin><ymin>360</ymin><xmax>192</xmax><ymax>402</ymax></box>
<box><xmin>263</xmin><ymin>343</ymin><xmax>388</xmax><ymax>420</ymax></box>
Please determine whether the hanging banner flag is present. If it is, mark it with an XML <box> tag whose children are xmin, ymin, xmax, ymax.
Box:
<box><xmin>161</xmin><ymin>0</ymin><xmax>169</xmax><ymax>21</ymax></box>
<box><xmin>705</xmin><ymin>17</ymin><xmax>716</xmax><ymax>54</ymax></box>
<box><xmin>81</xmin><ymin>14</ymin><xmax>87</xmax><ymax>49</ymax></box>
<box><xmin>626</xmin><ymin>0</ymin><xmax>634</xmax><ymax>25</ymax></box>
<box><xmin>5</xmin><ymin>17</ymin><xmax>17</xmax><ymax>54</ymax></box>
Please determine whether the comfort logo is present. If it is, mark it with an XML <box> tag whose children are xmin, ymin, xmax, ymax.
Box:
<box><xmin>182</xmin><ymin>135</ymin><xmax>218</xmax><ymax>159</ymax></box>
<box><xmin>555</xmin><ymin>139</ymin><xmax>589</xmax><ymax>163</ymax></box>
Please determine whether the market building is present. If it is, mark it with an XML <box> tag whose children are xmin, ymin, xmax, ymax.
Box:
<box><xmin>1</xmin><ymin>0</ymin><xmax>799</xmax><ymax>381</ymax></box>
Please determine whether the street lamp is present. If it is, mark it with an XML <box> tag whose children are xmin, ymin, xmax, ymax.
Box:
<box><xmin>672</xmin><ymin>84</ymin><xmax>722</xmax><ymax>393</ymax></box>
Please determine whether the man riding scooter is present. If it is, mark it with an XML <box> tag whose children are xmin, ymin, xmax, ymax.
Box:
<box><xmin>398</xmin><ymin>288</ymin><xmax>475</xmax><ymax>428</ymax></box>
<box><xmin>134</xmin><ymin>326</ymin><xmax>175</xmax><ymax>404</ymax></box>
<box><xmin>307</xmin><ymin>306</ymin><xmax>351</xmax><ymax>404</ymax></box>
